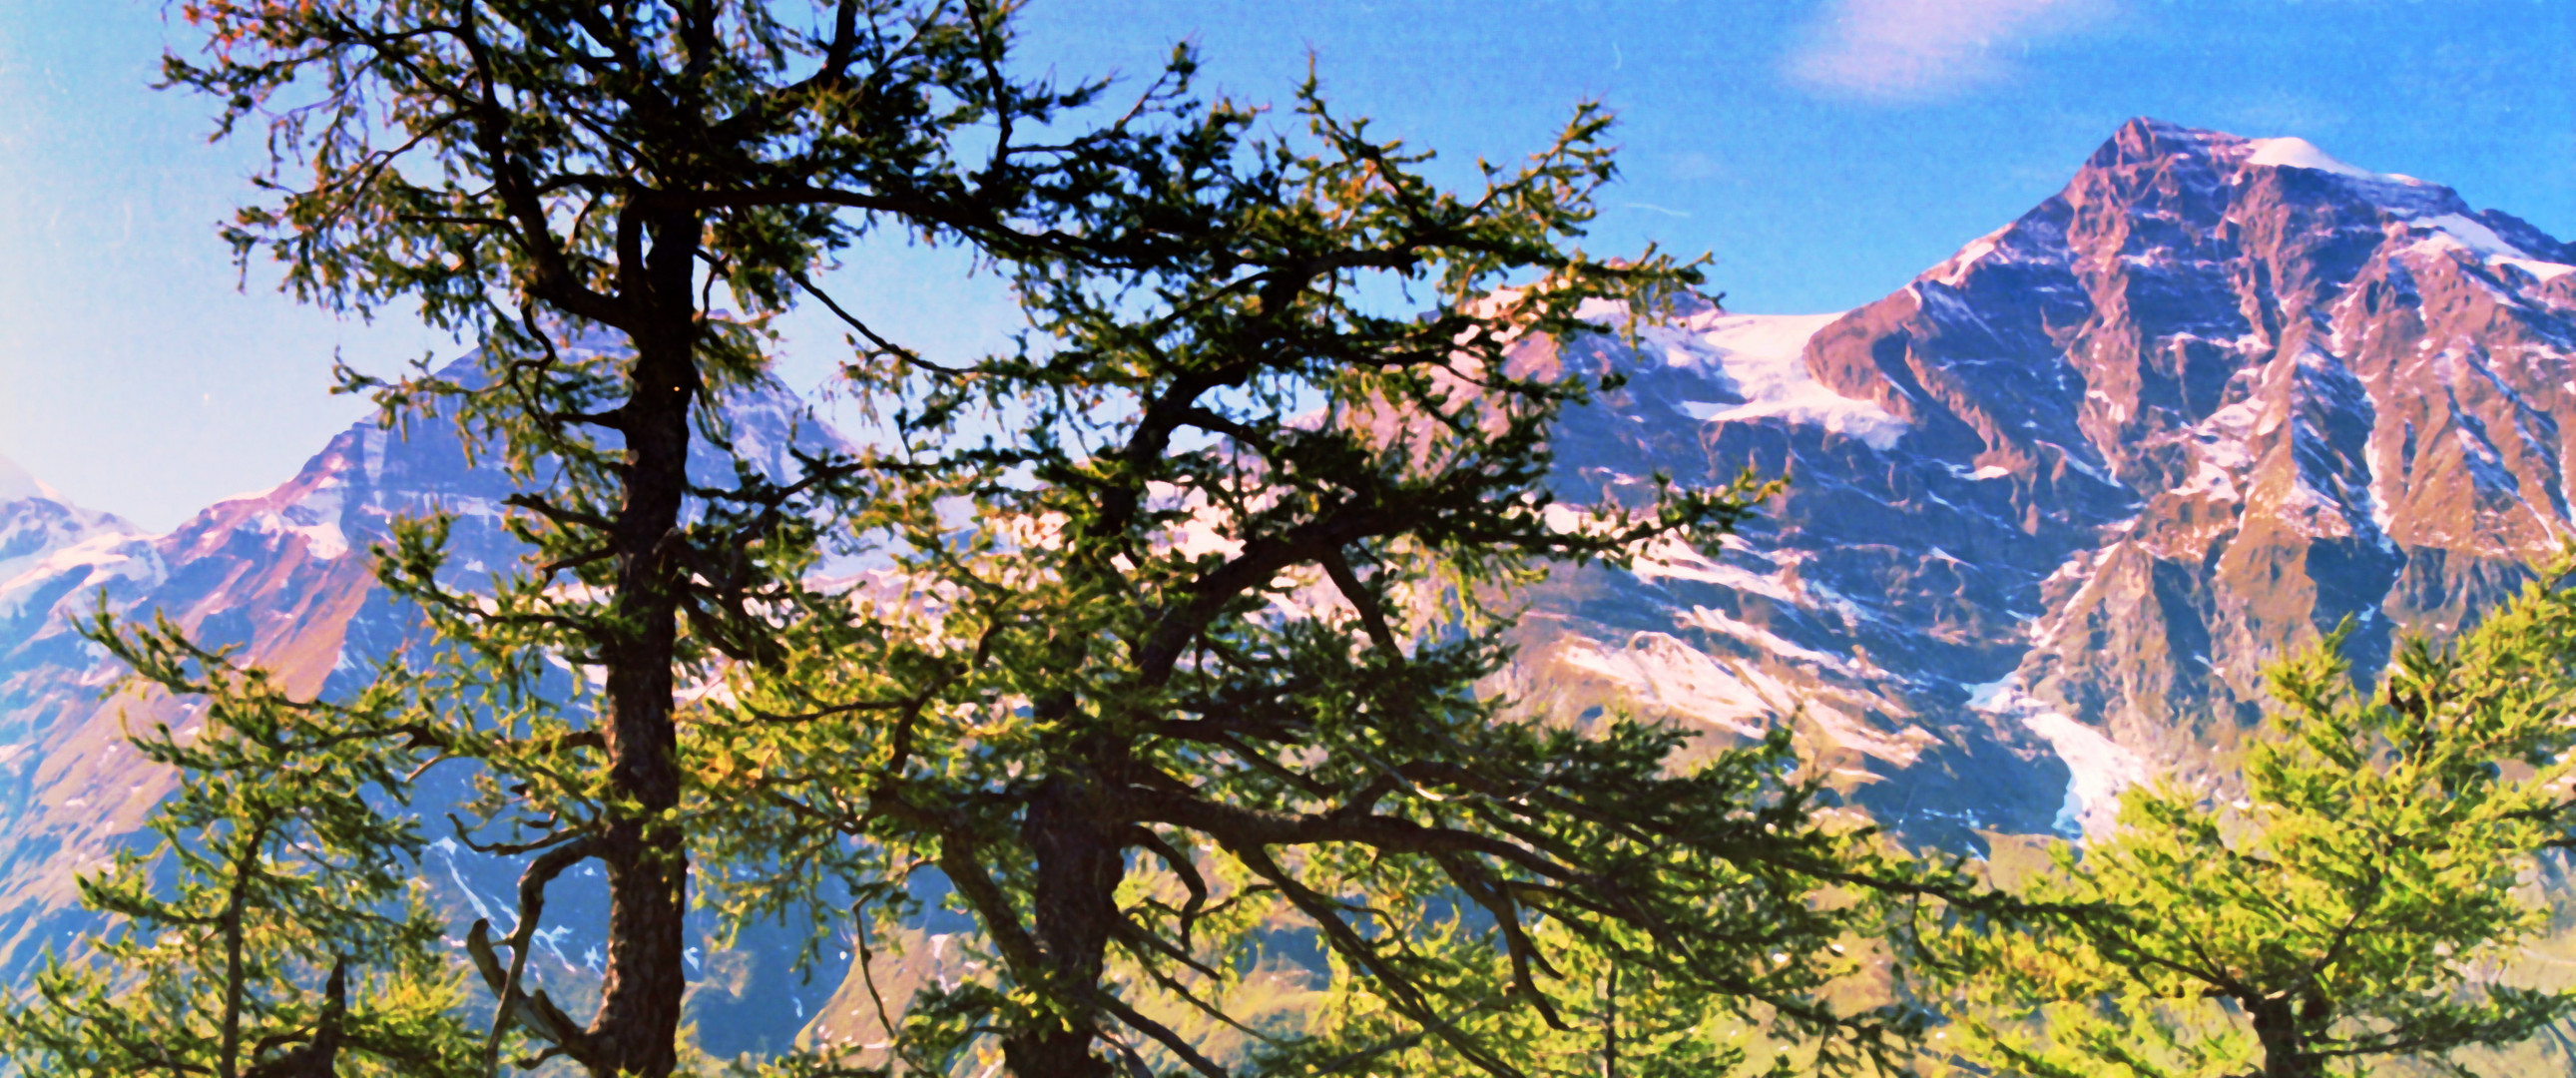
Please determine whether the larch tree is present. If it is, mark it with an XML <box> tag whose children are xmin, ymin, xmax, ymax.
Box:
<box><xmin>122</xmin><ymin>2</ymin><xmax>1230</xmax><ymax>1076</ymax></box>
<box><xmin>0</xmin><ymin>614</ymin><xmax>479</xmax><ymax>1078</ymax></box>
<box><xmin>7</xmin><ymin>3</ymin><xmax>1953</xmax><ymax>1077</ymax></box>
<box><xmin>699</xmin><ymin>78</ymin><xmax>1944</xmax><ymax>1078</ymax></box>
<box><xmin>1917</xmin><ymin>566</ymin><xmax>2576</xmax><ymax>1078</ymax></box>
<box><xmin>1273</xmin><ymin>913</ymin><xmax>1794</xmax><ymax>1078</ymax></box>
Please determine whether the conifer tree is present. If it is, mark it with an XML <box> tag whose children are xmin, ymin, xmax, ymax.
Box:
<box><xmin>1268</xmin><ymin>914</ymin><xmax>1786</xmax><ymax>1078</ymax></box>
<box><xmin>23</xmin><ymin>3</ymin><xmax>1953</xmax><ymax>1076</ymax></box>
<box><xmin>1918</xmin><ymin>566</ymin><xmax>2576</xmax><ymax>1078</ymax></box>
<box><xmin>134</xmin><ymin>3</ymin><xmax>1228</xmax><ymax>1075</ymax></box>
<box><xmin>698</xmin><ymin>79</ymin><xmax>1937</xmax><ymax>1078</ymax></box>
<box><xmin>1</xmin><ymin>614</ymin><xmax>477</xmax><ymax>1078</ymax></box>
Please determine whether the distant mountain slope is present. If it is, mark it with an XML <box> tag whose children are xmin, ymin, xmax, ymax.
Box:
<box><xmin>0</xmin><ymin>367</ymin><xmax>856</xmax><ymax>1055</ymax></box>
<box><xmin>1518</xmin><ymin>117</ymin><xmax>2576</xmax><ymax>839</ymax></box>
<box><xmin>2</xmin><ymin>118</ymin><xmax>2571</xmax><ymax>1047</ymax></box>
<box><xmin>0</xmin><ymin>454</ymin><xmax>151</xmax><ymax>633</ymax></box>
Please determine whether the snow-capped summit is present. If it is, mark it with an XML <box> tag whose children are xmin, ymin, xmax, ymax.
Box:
<box><xmin>0</xmin><ymin>454</ymin><xmax>150</xmax><ymax>627</ymax></box>
<box><xmin>2097</xmin><ymin>118</ymin><xmax>2571</xmax><ymax>265</ymax></box>
<box><xmin>2241</xmin><ymin>136</ymin><xmax>2394</xmax><ymax>182</ymax></box>
<box><xmin>1515</xmin><ymin>116</ymin><xmax>2576</xmax><ymax>838</ymax></box>
<box><xmin>0</xmin><ymin>453</ymin><xmax>61</xmax><ymax>505</ymax></box>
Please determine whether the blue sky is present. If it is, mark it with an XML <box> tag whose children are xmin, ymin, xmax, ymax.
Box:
<box><xmin>2</xmin><ymin>0</ymin><xmax>2569</xmax><ymax>530</ymax></box>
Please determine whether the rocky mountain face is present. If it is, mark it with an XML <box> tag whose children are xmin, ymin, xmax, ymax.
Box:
<box><xmin>1</xmin><ymin>118</ymin><xmax>2571</xmax><ymax>1044</ymax></box>
<box><xmin>1519</xmin><ymin>117</ymin><xmax>2576</xmax><ymax>839</ymax></box>
<box><xmin>0</xmin><ymin>454</ymin><xmax>147</xmax><ymax>612</ymax></box>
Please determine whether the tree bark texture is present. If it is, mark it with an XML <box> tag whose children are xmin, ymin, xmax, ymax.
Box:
<box><xmin>2249</xmin><ymin>998</ymin><xmax>2318</xmax><ymax>1078</ymax></box>
<box><xmin>1002</xmin><ymin>776</ymin><xmax>1125</xmax><ymax>1078</ymax></box>
<box><xmin>591</xmin><ymin>320</ymin><xmax>696</xmax><ymax>1078</ymax></box>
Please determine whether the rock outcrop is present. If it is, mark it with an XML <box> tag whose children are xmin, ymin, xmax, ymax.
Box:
<box><xmin>1521</xmin><ymin>119</ymin><xmax>2576</xmax><ymax>838</ymax></box>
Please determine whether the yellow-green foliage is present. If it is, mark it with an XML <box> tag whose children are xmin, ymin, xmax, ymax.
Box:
<box><xmin>1</xmin><ymin>614</ymin><xmax>479</xmax><ymax>1078</ymax></box>
<box><xmin>680</xmin><ymin>75</ymin><xmax>1957</xmax><ymax>1076</ymax></box>
<box><xmin>1266</xmin><ymin>913</ymin><xmax>1777</xmax><ymax>1078</ymax></box>
<box><xmin>1919</xmin><ymin>563</ymin><xmax>2576</xmax><ymax>1078</ymax></box>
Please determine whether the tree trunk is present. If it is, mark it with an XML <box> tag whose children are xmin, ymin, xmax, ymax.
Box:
<box><xmin>1002</xmin><ymin>776</ymin><xmax>1124</xmax><ymax>1078</ymax></box>
<box><xmin>2249</xmin><ymin>998</ymin><xmax>2318</xmax><ymax>1078</ymax></box>
<box><xmin>590</xmin><ymin>325</ymin><xmax>695</xmax><ymax>1078</ymax></box>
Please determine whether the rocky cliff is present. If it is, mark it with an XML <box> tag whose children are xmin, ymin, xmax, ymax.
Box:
<box><xmin>1513</xmin><ymin>118</ymin><xmax>2575</xmax><ymax>839</ymax></box>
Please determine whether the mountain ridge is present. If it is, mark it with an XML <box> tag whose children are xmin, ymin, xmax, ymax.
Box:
<box><xmin>1515</xmin><ymin>115</ymin><xmax>2576</xmax><ymax>838</ymax></box>
<box><xmin>2</xmin><ymin>117</ymin><xmax>2571</xmax><ymax>1046</ymax></box>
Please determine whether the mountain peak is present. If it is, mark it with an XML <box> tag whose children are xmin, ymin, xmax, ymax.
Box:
<box><xmin>0</xmin><ymin>453</ymin><xmax>146</xmax><ymax>626</ymax></box>
<box><xmin>0</xmin><ymin>452</ymin><xmax>64</xmax><ymax>505</ymax></box>
<box><xmin>1921</xmin><ymin>118</ymin><xmax>2575</xmax><ymax>300</ymax></box>
<box><xmin>2085</xmin><ymin>116</ymin><xmax>2234</xmax><ymax>171</ymax></box>
<box><xmin>1570</xmin><ymin>113</ymin><xmax>2576</xmax><ymax>840</ymax></box>
<box><xmin>2087</xmin><ymin>117</ymin><xmax>2421</xmax><ymax>184</ymax></box>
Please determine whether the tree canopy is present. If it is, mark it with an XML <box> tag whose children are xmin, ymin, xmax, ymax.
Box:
<box><xmin>0</xmin><ymin>614</ymin><xmax>478</xmax><ymax>1078</ymax></box>
<box><xmin>1918</xmin><ymin>566</ymin><xmax>2576</xmax><ymax>1078</ymax></box>
<box><xmin>6</xmin><ymin>3</ymin><xmax>1954</xmax><ymax>1077</ymax></box>
<box><xmin>692</xmin><ymin>61</ymin><xmax>1925</xmax><ymax>1078</ymax></box>
<box><xmin>147</xmin><ymin>1</ymin><xmax>1236</xmax><ymax>1074</ymax></box>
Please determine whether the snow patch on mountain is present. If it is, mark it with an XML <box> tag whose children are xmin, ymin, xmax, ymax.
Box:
<box><xmin>0</xmin><ymin>453</ymin><xmax>65</xmax><ymax>505</ymax></box>
<box><xmin>2244</xmin><ymin>137</ymin><xmax>2384</xmax><ymax>181</ymax></box>
<box><xmin>254</xmin><ymin>477</ymin><xmax>352</xmax><ymax>560</ymax></box>
<box><xmin>2412</xmin><ymin>212</ymin><xmax>2531</xmax><ymax>260</ymax></box>
<box><xmin>1627</xmin><ymin>535</ymin><xmax>1794</xmax><ymax>597</ymax></box>
<box><xmin>1559</xmin><ymin>629</ymin><xmax>1927</xmax><ymax>765</ymax></box>
<box><xmin>2400</xmin><ymin>214</ymin><xmax>2575</xmax><ymax>281</ymax></box>
<box><xmin>1560</xmin><ymin>632</ymin><xmax>1772</xmax><ymax>739</ymax></box>
<box><xmin>1927</xmin><ymin>226</ymin><xmax>2010</xmax><ymax>286</ymax></box>
<box><xmin>1673</xmin><ymin>604</ymin><xmax>1862</xmax><ymax>678</ymax></box>
<box><xmin>0</xmin><ymin>532</ymin><xmax>166</xmax><ymax>622</ymax></box>
<box><xmin>2501</xmin><ymin>259</ymin><xmax>2576</xmax><ymax>283</ymax></box>
<box><xmin>1625</xmin><ymin>536</ymin><xmax>1874</xmax><ymax>627</ymax></box>
<box><xmin>187</xmin><ymin>482</ymin><xmax>351</xmax><ymax>562</ymax></box>
<box><xmin>1965</xmin><ymin>678</ymin><xmax>2144</xmax><ymax>838</ymax></box>
<box><xmin>1655</xmin><ymin>312</ymin><xmax>1908</xmax><ymax>451</ymax></box>
<box><xmin>0</xmin><ymin>458</ymin><xmax>153</xmax><ymax>623</ymax></box>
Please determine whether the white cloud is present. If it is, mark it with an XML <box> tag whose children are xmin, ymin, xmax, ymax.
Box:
<box><xmin>1786</xmin><ymin>0</ymin><xmax>2112</xmax><ymax>103</ymax></box>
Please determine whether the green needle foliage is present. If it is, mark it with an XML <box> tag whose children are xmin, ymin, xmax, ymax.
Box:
<box><xmin>1261</xmin><ymin>914</ymin><xmax>1796</xmax><ymax>1078</ymax></box>
<box><xmin>695</xmin><ymin>77</ymin><xmax>1940</xmax><ymax>1078</ymax></box>
<box><xmin>1</xmin><ymin>613</ymin><xmax>477</xmax><ymax>1078</ymax></box>
<box><xmin>27</xmin><ymin>3</ymin><xmax>1947</xmax><ymax>1076</ymax></box>
<box><xmin>1917</xmin><ymin>565</ymin><xmax>2576</xmax><ymax>1078</ymax></box>
<box><xmin>141</xmin><ymin>2</ymin><xmax>1234</xmax><ymax>1075</ymax></box>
